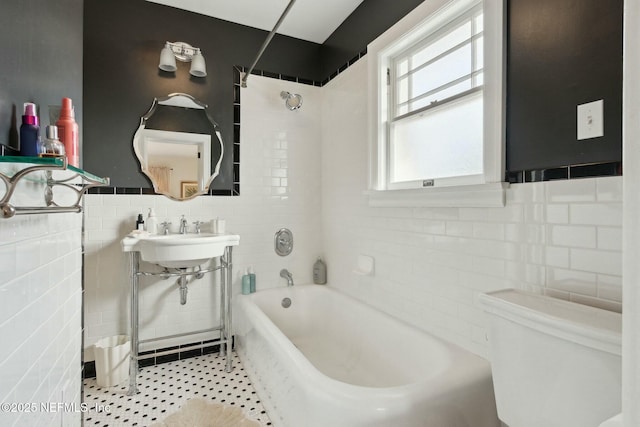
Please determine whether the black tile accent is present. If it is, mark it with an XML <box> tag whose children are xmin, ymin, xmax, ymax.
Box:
<box><xmin>507</xmin><ymin>161</ymin><xmax>623</xmax><ymax>184</ymax></box>
<box><xmin>570</xmin><ymin>161</ymin><xmax>622</xmax><ymax>178</ymax></box>
<box><xmin>233</xmin><ymin>68</ymin><xmax>241</xmax><ymax>84</ymax></box>
<box><xmin>116</xmin><ymin>187</ymin><xmax>143</xmax><ymax>195</ymax></box>
<box><xmin>262</xmin><ymin>70</ymin><xmax>279</xmax><ymax>79</ymax></box>
<box><xmin>233</xmin><ymin>143</ymin><xmax>240</xmax><ymax>162</ymax></box>
<box><xmin>233</xmin><ymin>105</ymin><xmax>240</xmax><ymax>124</ymax></box>
<box><xmin>179</xmin><ymin>348</ymin><xmax>203</xmax><ymax>360</ymax></box>
<box><xmin>155</xmin><ymin>346</ymin><xmax>180</xmax><ymax>364</ymax></box>
<box><xmin>141</xmin><ymin>187</ymin><xmax>156</xmax><ymax>195</ymax></box>
<box><xmin>298</xmin><ymin>77</ymin><xmax>315</xmax><ymax>86</ymax></box>
<box><xmin>88</xmin><ymin>186</ymin><xmax>116</xmax><ymax>195</ymax></box>
<box><xmin>281</xmin><ymin>74</ymin><xmax>297</xmax><ymax>82</ymax></box>
<box><xmin>210</xmin><ymin>189</ymin><xmax>233</xmax><ymax>196</ymax></box>
<box><xmin>233</xmin><ymin>184</ymin><xmax>240</xmax><ymax>196</ymax></box>
<box><xmin>525</xmin><ymin>167</ymin><xmax>568</xmax><ymax>182</ymax></box>
<box><xmin>338</xmin><ymin>63</ymin><xmax>348</xmax><ymax>73</ymax></box>
<box><xmin>233</xmin><ymin>163</ymin><xmax>240</xmax><ymax>183</ymax></box>
<box><xmin>233</xmin><ymin>85</ymin><xmax>240</xmax><ymax>104</ymax></box>
<box><xmin>233</xmin><ymin>124</ymin><xmax>240</xmax><ymax>144</ymax></box>
<box><xmin>250</xmin><ymin>68</ymin><xmax>262</xmax><ymax>76</ymax></box>
<box><xmin>84</xmin><ymin>361</ymin><xmax>97</xmax><ymax>379</ymax></box>
<box><xmin>202</xmin><ymin>345</ymin><xmax>218</xmax><ymax>355</ymax></box>
<box><xmin>138</xmin><ymin>349</ymin><xmax>156</xmax><ymax>368</ymax></box>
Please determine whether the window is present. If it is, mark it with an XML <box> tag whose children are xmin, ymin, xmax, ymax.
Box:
<box><xmin>368</xmin><ymin>0</ymin><xmax>505</xmax><ymax>206</ymax></box>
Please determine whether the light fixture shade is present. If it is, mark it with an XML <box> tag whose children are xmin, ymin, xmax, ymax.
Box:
<box><xmin>159</xmin><ymin>45</ymin><xmax>177</xmax><ymax>72</ymax></box>
<box><xmin>189</xmin><ymin>51</ymin><xmax>207</xmax><ymax>77</ymax></box>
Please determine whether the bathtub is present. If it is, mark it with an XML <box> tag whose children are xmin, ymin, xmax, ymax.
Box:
<box><xmin>234</xmin><ymin>285</ymin><xmax>499</xmax><ymax>427</ymax></box>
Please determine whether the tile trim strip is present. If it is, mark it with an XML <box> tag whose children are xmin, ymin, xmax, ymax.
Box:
<box><xmin>82</xmin><ymin>338</ymin><xmax>231</xmax><ymax>379</ymax></box>
<box><xmin>506</xmin><ymin>161</ymin><xmax>622</xmax><ymax>184</ymax></box>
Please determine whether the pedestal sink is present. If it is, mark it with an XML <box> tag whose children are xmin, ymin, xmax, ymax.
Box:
<box><xmin>122</xmin><ymin>232</ymin><xmax>240</xmax><ymax>268</ymax></box>
<box><xmin>123</xmin><ymin>231</ymin><xmax>239</xmax><ymax>395</ymax></box>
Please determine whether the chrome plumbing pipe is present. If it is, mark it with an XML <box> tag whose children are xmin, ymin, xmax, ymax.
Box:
<box><xmin>241</xmin><ymin>0</ymin><xmax>297</xmax><ymax>88</ymax></box>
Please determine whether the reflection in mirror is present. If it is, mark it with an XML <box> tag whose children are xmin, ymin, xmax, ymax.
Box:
<box><xmin>133</xmin><ymin>93</ymin><xmax>223</xmax><ymax>200</ymax></box>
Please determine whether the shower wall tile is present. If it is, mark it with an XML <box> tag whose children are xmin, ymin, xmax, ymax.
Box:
<box><xmin>83</xmin><ymin>75</ymin><xmax>323</xmax><ymax>361</ymax></box>
<box><xmin>0</xmin><ymin>207</ymin><xmax>83</xmax><ymax>427</ymax></box>
<box><xmin>321</xmin><ymin>57</ymin><xmax>623</xmax><ymax>359</ymax></box>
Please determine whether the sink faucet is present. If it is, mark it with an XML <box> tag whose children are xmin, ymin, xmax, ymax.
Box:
<box><xmin>280</xmin><ymin>269</ymin><xmax>294</xmax><ymax>287</ymax></box>
<box><xmin>179</xmin><ymin>215</ymin><xmax>188</xmax><ymax>234</ymax></box>
<box><xmin>160</xmin><ymin>221</ymin><xmax>171</xmax><ymax>235</ymax></box>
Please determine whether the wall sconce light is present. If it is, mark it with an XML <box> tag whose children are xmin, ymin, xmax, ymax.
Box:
<box><xmin>158</xmin><ymin>41</ymin><xmax>207</xmax><ymax>77</ymax></box>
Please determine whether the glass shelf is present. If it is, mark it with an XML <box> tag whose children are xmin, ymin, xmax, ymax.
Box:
<box><xmin>0</xmin><ymin>156</ymin><xmax>110</xmax><ymax>218</ymax></box>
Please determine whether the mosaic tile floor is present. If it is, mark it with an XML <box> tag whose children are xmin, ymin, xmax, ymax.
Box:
<box><xmin>83</xmin><ymin>352</ymin><xmax>271</xmax><ymax>426</ymax></box>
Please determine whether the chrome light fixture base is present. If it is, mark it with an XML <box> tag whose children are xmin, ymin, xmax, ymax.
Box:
<box><xmin>159</xmin><ymin>41</ymin><xmax>207</xmax><ymax>77</ymax></box>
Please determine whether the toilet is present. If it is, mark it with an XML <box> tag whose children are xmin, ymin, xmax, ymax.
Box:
<box><xmin>479</xmin><ymin>289</ymin><xmax>622</xmax><ymax>427</ymax></box>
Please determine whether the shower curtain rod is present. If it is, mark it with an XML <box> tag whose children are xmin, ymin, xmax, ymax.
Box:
<box><xmin>241</xmin><ymin>0</ymin><xmax>297</xmax><ymax>88</ymax></box>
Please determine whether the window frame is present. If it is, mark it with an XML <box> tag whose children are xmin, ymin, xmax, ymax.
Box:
<box><xmin>367</xmin><ymin>0</ymin><xmax>506</xmax><ymax>207</ymax></box>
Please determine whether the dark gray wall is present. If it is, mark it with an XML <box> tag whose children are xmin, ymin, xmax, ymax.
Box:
<box><xmin>0</xmin><ymin>0</ymin><xmax>83</xmax><ymax>153</ymax></box>
<box><xmin>320</xmin><ymin>0</ymin><xmax>424</xmax><ymax>77</ymax></box>
<box><xmin>3</xmin><ymin>0</ymin><xmax>621</xmax><ymax>187</ymax></box>
<box><xmin>506</xmin><ymin>0</ymin><xmax>623</xmax><ymax>173</ymax></box>
<box><xmin>83</xmin><ymin>0</ymin><xmax>322</xmax><ymax>189</ymax></box>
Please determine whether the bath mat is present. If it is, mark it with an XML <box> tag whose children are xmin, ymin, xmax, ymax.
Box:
<box><xmin>150</xmin><ymin>398</ymin><xmax>261</xmax><ymax>427</ymax></box>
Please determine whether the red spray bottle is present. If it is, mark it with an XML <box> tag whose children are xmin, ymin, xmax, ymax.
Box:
<box><xmin>56</xmin><ymin>97</ymin><xmax>79</xmax><ymax>167</ymax></box>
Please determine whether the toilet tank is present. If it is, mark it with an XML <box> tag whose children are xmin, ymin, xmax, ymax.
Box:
<box><xmin>479</xmin><ymin>289</ymin><xmax>621</xmax><ymax>427</ymax></box>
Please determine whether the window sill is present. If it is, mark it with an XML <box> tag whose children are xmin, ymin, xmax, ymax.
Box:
<box><xmin>365</xmin><ymin>182</ymin><xmax>509</xmax><ymax>208</ymax></box>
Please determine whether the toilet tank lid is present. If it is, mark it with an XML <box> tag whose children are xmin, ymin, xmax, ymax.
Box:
<box><xmin>479</xmin><ymin>289</ymin><xmax>621</xmax><ymax>355</ymax></box>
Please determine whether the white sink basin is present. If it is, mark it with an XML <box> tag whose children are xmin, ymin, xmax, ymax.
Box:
<box><xmin>122</xmin><ymin>233</ymin><xmax>240</xmax><ymax>268</ymax></box>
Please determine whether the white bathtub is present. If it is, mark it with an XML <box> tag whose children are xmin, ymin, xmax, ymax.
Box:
<box><xmin>234</xmin><ymin>285</ymin><xmax>500</xmax><ymax>427</ymax></box>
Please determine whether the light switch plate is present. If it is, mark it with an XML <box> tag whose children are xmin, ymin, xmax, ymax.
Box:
<box><xmin>577</xmin><ymin>99</ymin><xmax>604</xmax><ymax>140</ymax></box>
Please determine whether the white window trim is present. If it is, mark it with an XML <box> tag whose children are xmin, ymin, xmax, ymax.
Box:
<box><xmin>367</xmin><ymin>0</ymin><xmax>507</xmax><ymax>207</ymax></box>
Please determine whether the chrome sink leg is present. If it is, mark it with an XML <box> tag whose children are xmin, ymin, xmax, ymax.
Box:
<box><xmin>128</xmin><ymin>252</ymin><xmax>140</xmax><ymax>396</ymax></box>
<box><xmin>220</xmin><ymin>247</ymin><xmax>234</xmax><ymax>373</ymax></box>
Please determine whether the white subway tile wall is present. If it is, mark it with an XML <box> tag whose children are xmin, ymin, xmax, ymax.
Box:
<box><xmin>0</xmin><ymin>206</ymin><xmax>83</xmax><ymax>427</ymax></box>
<box><xmin>83</xmin><ymin>75</ymin><xmax>323</xmax><ymax>360</ymax></box>
<box><xmin>320</xmin><ymin>58</ymin><xmax>622</xmax><ymax>357</ymax></box>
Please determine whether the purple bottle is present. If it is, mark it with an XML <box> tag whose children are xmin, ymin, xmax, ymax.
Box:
<box><xmin>19</xmin><ymin>102</ymin><xmax>40</xmax><ymax>157</ymax></box>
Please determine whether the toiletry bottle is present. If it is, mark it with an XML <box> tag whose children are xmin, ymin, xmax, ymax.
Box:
<box><xmin>55</xmin><ymin>97</ymin><xmax>79</xmax><ymax>167</ymax></box>
<box><xmin>242</xmin><ymin>269</ymin><xmax>251</xmax><ymax>295</ymax></box>
<box><xmin>313</xmin><ymin>257</ymin><xmax>327</xmax><ymax>284</ymax></box>
<box><xmin>136</xmin><ymin>214</ymin><xmax>145</xmax><ymax>231</ymax></box>
<box><xmin>19</xmin><ymin>102</ymin><xmax>40</xmax><ymax>157</ymax></box>
<box><xmin>146</xmin><ymin>208</ymin><xmax>158</xmax><ymax>234</ymax></box>
<box><xmin>248</xmin><ymin>266</ymin><xmax>256</xmax><ymax>293</ymax></box>
<box><xmin>39</xmin><ymin>125</ymin><xmax>65</xmax><ymax>158</ymax></box>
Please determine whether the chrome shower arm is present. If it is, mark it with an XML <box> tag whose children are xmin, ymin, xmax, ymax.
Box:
<box><xmin>241</xmin><ymin>0</ymin><xmax>297</xmax><ymax>88</ymax></box>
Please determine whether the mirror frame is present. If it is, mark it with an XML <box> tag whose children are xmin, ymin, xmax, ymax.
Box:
<box><xmin>133</xmin><ymin>93</ymin><xmax>224</xmax><ymax>201</ymax></box>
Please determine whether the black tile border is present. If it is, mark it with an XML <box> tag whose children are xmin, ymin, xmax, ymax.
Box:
<box><xmin>82</xmin><ymin>338</ymin><xmax>232</xmax><ymax>379</ymax></box>
<box><xmin>235</xmin><ymin>48</ymin><xmax>368</xmax><ymax>89</ymax></box>
<box><xmin>506</xmin><ymin>161</ymin><xmax>622</xmax><ymax>184</ymax></box>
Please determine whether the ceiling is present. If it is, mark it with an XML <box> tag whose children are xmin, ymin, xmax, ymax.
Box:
<box><xmin>145</xmin><ymin>0</ymin><xmax>365</xmax><ymax>44</ymax></box>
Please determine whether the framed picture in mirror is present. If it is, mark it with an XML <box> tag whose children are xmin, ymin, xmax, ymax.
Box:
<box><xmin>181</xmin><ymin>181</ymin><xmax>199</xmax><ymax>198</ymax></box>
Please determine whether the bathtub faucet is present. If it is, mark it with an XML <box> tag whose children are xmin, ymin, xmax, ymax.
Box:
<box><xmin>280</xmin><ymin>269</ymin><xmax>294</xmax><ymax>287</ymax></box>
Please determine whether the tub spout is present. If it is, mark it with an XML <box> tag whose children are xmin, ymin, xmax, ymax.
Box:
<box><xmin>280</xmin><ymin>269</ymin><xmax>294</xmax><ymax>287</ymax></box>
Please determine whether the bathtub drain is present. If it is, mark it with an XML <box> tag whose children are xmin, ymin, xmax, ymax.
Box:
<box><xmin>281</xmin><ymin>297</ymin><xmax>292</xmax><ymax>308</ymax></box>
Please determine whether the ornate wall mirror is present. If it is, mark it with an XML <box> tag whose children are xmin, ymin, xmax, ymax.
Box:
<box><xmin>133</xmin><ymin>93</ymin><xmax>224</xmax><ymax>200</ymax></box>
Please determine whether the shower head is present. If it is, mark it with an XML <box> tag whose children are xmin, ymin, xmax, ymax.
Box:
<box><xmin>280</xmin><ymin>91</ymin><xmax>303</xmax><ymax>110</ymax></box>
